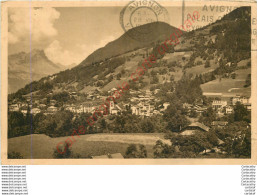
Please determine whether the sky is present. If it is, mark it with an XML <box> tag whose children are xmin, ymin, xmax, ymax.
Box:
<box><xmin>8</xmin><ymin>5</ymin><xmax>237</xmax><ymax>66</ymax></box>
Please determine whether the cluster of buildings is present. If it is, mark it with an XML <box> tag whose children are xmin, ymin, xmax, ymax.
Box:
<box><xmin>211</xmin><ymin>95</ymin><xmax>251</xmax><ymax>115</ymax></box>
<box><xmin>180</xmin><ymin>95</ymin><xmax>251</xmax><ymax>118</ymax></box>
<box><xmin>64</xmin><ymin>100</ymin><xmax>122</xmax><ymax>115</ymax></box>
<box><xmin>9</xmin><ymin>84</ymin><xmax>251</xmax><ymax>123</ymax></box>
<box><xmin>9</xmin><ymin>86</ymin><xmax>170</xmax><ymax>118</ymax></box>
<box><xmin>176</xmin><ymin>95</ymin><xmax>251</xmax><ymax>137</ymax></box>
<box><xmin>131</xmin><ymin>102</ymin><xmax>170</xmax><ymax>116</ymax></box>
<box><xmin>6</xmin><ymin>88</ymin><xmax>129</xmax><ymax>116</ymax></box>
<box><xmin>9</xmin><ymin>98</ymin><xmax>59</xmax><ymax>115</ymax></box>
<box><xmin>63</xmin><ymin>88</ymin><xmax>169</xmax><ymax>117</ymax></box>
<box><xmin>183</xmin><ymin>102</ymin><xmax>208</xmax><ymax>115</ymax></box>
<box><xmin>129</xmin><ymin>89</ymin><xmax>170</xmax><ymax>116</ymax></box>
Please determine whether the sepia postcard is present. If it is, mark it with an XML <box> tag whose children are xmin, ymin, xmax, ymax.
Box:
<box><xmin>1</xmin><ymin>0</ymin><xmax>257</xmax><ymax>165</ymax></box>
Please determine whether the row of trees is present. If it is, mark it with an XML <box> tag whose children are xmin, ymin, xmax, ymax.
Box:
<box><xmin>8</xmin><ymin>110</ymin><xmax>93</xmax><ymax>138</ymax></box>
<box><xmin>8</xmin><ymin>108</ymin><xmax>168</xmax><ymax>138</ymax></box>
<box><xmin>102</xmin><ymin>113</ymin><xmax>166</xmax><ymax>134</ymax></box>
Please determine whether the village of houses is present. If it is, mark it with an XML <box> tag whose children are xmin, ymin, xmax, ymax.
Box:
<box><xmin>9</xmin><ymin>85</ymin><xmax>251</xmax><ymax>136</ymax></box>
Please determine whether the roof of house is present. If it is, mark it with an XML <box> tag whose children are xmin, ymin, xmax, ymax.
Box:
<box><xmin>10</xmin><ymin>104</ymin><xmax>19</xmax><ymax>107</ymax></box>
<box><xmin>48</xmin><ymin>106</ymin><xmax>57</xmax><ymax>108</ymax></box>
<box><xmin>212</xmin><ymin>100</ymin><xmax>227</xmax><ymax>104</ymax></box>
<box><xmin>32</xmin><ymin>108</ymin><xmax>41</xmax><ymax>111</ymax></box>
<box><xmin>217</xmin><ymin>138</ymin><xmax>225</xmax><ymax>145</ymax></box>
<box><xmin>187</xmin><ymin>122</ymin><xmax>210</xmax><ymax>132</ymax></box>
<box><xmin>115</xmin><ymin>105</ymin><xmax>122</xmax><ymax>111</ymax></box>
<box><xmin>211</xmin><ymin>121</ymin><xmax>228</xmax><ymax>126</ymax></box>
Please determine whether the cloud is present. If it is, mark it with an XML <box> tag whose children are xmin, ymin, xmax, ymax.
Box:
<box><xmin>9</xmin><ymin>7</ymin><xmax>116</xmax><ymax>66</ymax></box>
<box><xmin>8</xmin><ymin>7</ymin><xmax>60</xmax><ymax>44</ymax></box>
<box><xmin>45</xmin><ymin>36</ymin><xmax>115</xmax><ymax>66</ymax></box>
<box><xmin>76</xmin><ymin>35</ymin><xmax>116</xmax><ymax>58</ymax></box>
<box><xmin>44</xmin><ymin>40</ymin><xmax>83</xmax><ymax>66</ymax></box>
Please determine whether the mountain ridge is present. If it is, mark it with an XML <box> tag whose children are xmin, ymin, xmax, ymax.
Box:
<box><xmin>8</xmin><ymin>49</ymin><xmax>66</xmax><ymax>93</ymax></box>
<box><xmin>9</xmin><ymin>7</ymin><xmax>251</xmax><ymax>98</ymax></box>
<box><xmin>80</xmin><ymin>22</ymin><xmax>185</xmax><ymax>66</ymax></box>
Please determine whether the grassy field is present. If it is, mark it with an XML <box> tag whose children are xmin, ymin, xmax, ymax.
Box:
<box><xmin>186</xmin><ymin>62</ymin><xmax>218</xmax><ymax>76</ymax></box>
<box><xmin>200</xmin><ymin>67</ymin><xmax>251</xmax><ymax>97</ymax></box>
<box><xmin>8</xmin><ymin>133</ymin><xmax>170</xmax><ymax>159</ymax></box>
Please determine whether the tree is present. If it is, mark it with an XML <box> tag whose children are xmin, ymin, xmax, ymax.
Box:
<box><xmin>199</xmin><ymin>107</ymin><xmax>216</xmax><ymax>126</ymax></box>
<box><xmin>8</xmin><ymin>152</ymin><xmax>23</xmax><ymax>159</ymax></box>
<box><xmin>39</xmin><ymin>117</ymin><xmax>57</xmax><ymax>136</ymax></box>
<box><xmin>53</xmin><ymin>143</ymin><xmax>72</xmax><ymax>158</ymax></box>
<box><xmin>170</xmin><ymin>75</ymin><xmax>174</xmax><ymax>82</ymax></box>
<box><xmin>8</xmin><ymin>111</ymin><xmax>25</xmax><ymax>129</ymax></box>
<box><xmin>25</xmin><ymin>104</ymin><xmax>31</xmax><ymax>124</ymax></box>
<box><xmin>189</xmin><ymin>109</ymin><xmax>198</xmax><ymax>118</ymax></box>
<box><xmin>125</xmin><ymin>144</ymin><xmax>147</xmax><ymax>158</ymax></box>
<box><xmin>244</xmin><ymin>74</ymin><xmax>251</xmax><ymax>87</ymax></box>
<box><xmin>222</xmin><ymin>122</ymin><xmax>251</xmax><ymax>158</ymax></box>
<box><xmin>175</xmin><ymin>75</ymin><xmax>203</xmax><ymax>104</ymax></box>
<box><xmin>54</xmin><ymin>110</ymin><xmax>73</xmax><ymax>136</ymax></box>
<box><xmin>114</xmin><ymin>115</ymin><xmax>126</xmax><ymax>132</ymax></box>
<box><xmin>100</xmin><ymin>118</ymin><xmax>107</xmax><ymax>130</ymax></box>
<box><xmin>206</xmin><ymin>130</ymin><xmax>219</xmax><ymax>146</ymax></box>
<box><xmin>165</xmin><ymin>113</ymin><xmax>190</xmax><ymax>132</ymax></box>
<box><xmin>52</xmin><ymin>91</ymin><xmax>70</xmax><ymax>102</ymax></box>
<box><xmin>8</xmin><ymin>111</ymin><xmax>26</xmax><ymax>138</ymax></box>
<box><xmin>33</xmin><ymin>113</ymin><xmax>46</xmax><ymax>134</ymax></box>
<box><xmin>150</xmin><ymin>75</ymin><xmax>159</xmax><ymax>84</ymax></box>
<box><xmin>234</xmin><ymin>102</ymin><xmax>250</xmax><ymax>122</ymax></box>
<box><xmin>108</xmin><ymin>75</ymin><xmax>113</xmax><ymax>82</ymax></box>
<box><xmin>116</xmin><ymin>73</ymin><xmax>121</xmax><ymax>80</ymax></box>
<box><xmin>204</xmin><ymin>60</ymin><xmax>210</xmax><ymax>68</ymax></box>
<box><xmin>153</xmin><ymin>140</ymin><xmax>175</xmax><ymax>158</ymax></box>
<box><xmin>171</xmin><ymin>133</ymin><xmax>212</xmax><ymax>156</ymax></box>
<box><xmin>121</xmin><ymin>69</ymin><xmax>126</xmax><ymax>75</ymax></box>
<box><xmin>96</xmin><ymin>81</ymin><xmax>104</xmax><ymax>87</ymax></box>
<box><xmin>140</xmin><ymin>119</ymin><xmax>154</xmax><ymax>133</ymax></box>
<box><xmin>163</xmin><ymin>101</ymin><xmax>190</xmax><ymax>132</ymax></box>
<box><xmin>231</xmin><ymin>73</ymin><xmax>236</xmax><ymax>79</ymax></box>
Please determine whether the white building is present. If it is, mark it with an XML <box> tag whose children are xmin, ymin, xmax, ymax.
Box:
<box><xmin>232</xmin><ymin>96</ymin><xmax>250</xmax><ymax>105</ymax></box>
<box><xmin>65</xmin><ymin>105</ymin><xmax>76</xmax><ymax>112</ymax></box>
<box><xmin>225</xmin><ymin>106</ymin><xmax>233</xmax><ymax>114</ymax></box>
<box><xmin>50</xmin><ymin>100</ymin><xmax>57</xmax><ymax>106</ymax></box>
<box><xmin>31</xmin><ymin>108</ymin><xmax>41</xmax><ymax>114</ymax></box>
<box><xmin>109</xmin><ymin>101</ymin><xmax>122</xmax><ymax>115</ymax></box>
<box><xmin>39</xmin><ymin>104</ymin><xmax>47</xmax><ymax>109</ymax></box>
<box><xmin>131</xmin><ymin>103</ymin><xmax>154</xmax><ymax>117</ymax></box>
<box><xmin>163</xmin><ymin>102</ymin><xmax>170</xmax><ymax>110</ymax></box>
<box><xmin>47</xmin><ymin>106</ymin><xmax>58</xmax><ymax>113</ymax></box>
<box><xmin>75</xmin><ymin>105</ymin><xmax>84</xmax><ymax>114</ymax></box>
<box><xmin>21</xmin><ymin>109</ymin><xmax>27</xmax><ymax>115</ymax></box>
<box><xmin>9</xmin><ymin>104</ymin><xmax>20</xmax><ymax>112</ymax></box>
<box><xmin>212</xmin><ymin>100</ymin><xmax>227</xmax><ymax>110</ymax></box>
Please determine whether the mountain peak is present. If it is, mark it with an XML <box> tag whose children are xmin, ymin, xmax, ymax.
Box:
<box><xmin>79</xmin><ymin>22</ymin><xmax>184</xmax><ymax>66</ymax></box>
<box><xmin>30</xmin><ymin>49</ymin><xmax>47</xmax><ymax>58</ymax></box>
<box><xmin>8</xmin><ymin>49</ymin><xmax>65</xmax><ymax>93</ymax></box>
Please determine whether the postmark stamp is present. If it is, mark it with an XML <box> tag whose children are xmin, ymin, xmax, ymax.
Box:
<box><xmin>120</xmin><ymin>0</ymin><xmax>170</xmax><ymax>42</ymax></box>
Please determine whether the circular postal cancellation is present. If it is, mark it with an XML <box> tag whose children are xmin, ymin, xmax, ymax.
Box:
<box><xmin>120</xmin><ymin>0</ymin><xmax>170</xmax><ymax>42</ymax></box>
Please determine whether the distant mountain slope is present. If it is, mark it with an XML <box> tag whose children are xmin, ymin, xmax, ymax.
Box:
<box><xmin>8</xmin><ymin>49</ymin><xmax>66</xmax><ymax>93</ymax></box>
<box><xmin>9</xmin><ymin>7</ymin><xmax>251</xmax><ymax>99</ymax></box>
<box><xmin>80</xmin><ymin>22</ymin><xmax>185</xmax><ymax>66</ymax></box>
